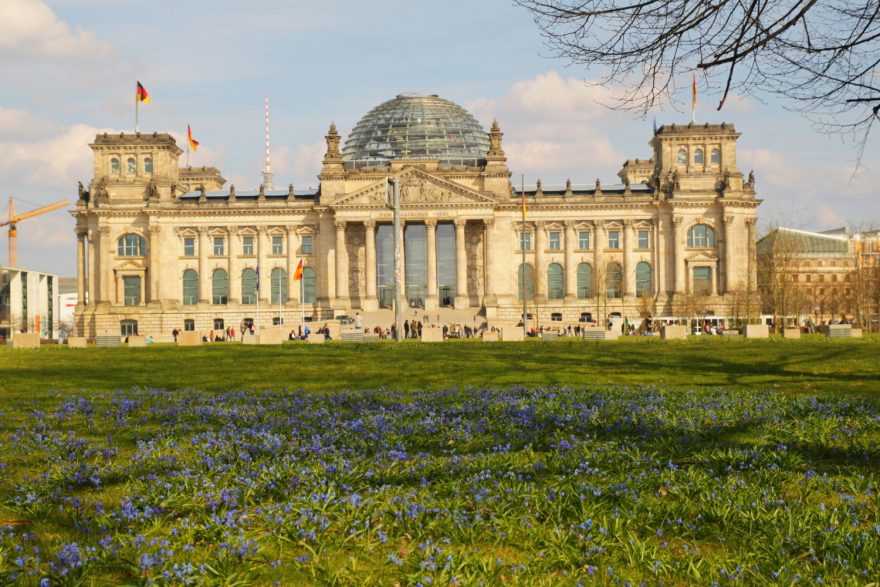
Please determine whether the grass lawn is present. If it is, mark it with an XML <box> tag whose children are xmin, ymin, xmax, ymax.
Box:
<box><xmin>0</xmin><ymin>336</ymin><xmax>878</xmax><ymax>585</ymax></box>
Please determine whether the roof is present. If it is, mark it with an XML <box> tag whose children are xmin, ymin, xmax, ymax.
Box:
<box><xmin>758</xmin><ymin>227</ymin><xmax>850</xmax><ymax>254</ymax></box>
<box><xmin>522</xmin><ymin>183</ymin><xmax>652</xmax><ymax>197</ymax></box>
<box><xmin>178</xmin><ymin>188</ymin><xmax>319</xmax><ymax>202</ymax></box>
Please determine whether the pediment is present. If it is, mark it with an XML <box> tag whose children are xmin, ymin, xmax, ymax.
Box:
<box><xmin>685</xmin><ymin>251</ymin><xmax>718</xmax><ymax>263</ymax></box>
<box><xmin>114</xmin><ymin>259</ymin><xmax>147</xmax><ymax>272</ymax></box>
<box><xmin>333</xmin><ymin>168</ymin><xmax>495</xmax><ymax>208</ymax></box>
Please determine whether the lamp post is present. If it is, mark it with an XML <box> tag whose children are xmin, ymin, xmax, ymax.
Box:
<box><xmin>387</xmin><ymin>177</ymin><xmax>404</xmax><ymax>342</ymax></box>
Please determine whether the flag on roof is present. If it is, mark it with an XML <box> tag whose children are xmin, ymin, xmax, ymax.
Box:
<box><xmin>187</xmin><ymin>124</ymin><xmax>200</xmax><ymax>151</ymax></box>
<box><xmin>136</xmin><ymin>81</ymin><xmax>150</xmax><ymax>103</ymax></box>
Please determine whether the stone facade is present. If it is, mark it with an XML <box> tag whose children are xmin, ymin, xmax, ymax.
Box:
<box><xmin>71</xmin><ymin>99</ymin><xmax>760</xmax><ymax>340</ymax></box>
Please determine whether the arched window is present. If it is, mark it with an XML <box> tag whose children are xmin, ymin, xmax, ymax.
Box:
<box><xmin>110</xmin><ymin>157</ymin><xmax>120</xmax><ymax>174</ymax></box>
<box><xmin>687</xmin><ymin>224</ymin><xmax>716</xmax><ymax>248</ymax></box>
<box><xmin>182</xmin><ymin>269</ymin><xmax>198</xmax><ymax>305</ymax></box>
<box><xmin>117</xmin><ymin>234</ymin><xmax>146</xmax><ymax>256</ymax></box>
<box><xmin>517</xmin><ymin>263</ymin><xmax>535</xmax><ymax>300</ymax></box>
<box><xmin>606</xmin><ymin>262</ymin><xmax>622</xmax><ymax>298</ymax></box>
<box><xmin>677</xmin><ymin>148</ymin><xmax>687</xmax><ymax>165</ymax></box>
<box><xmin>302</xmin><ymin>267</ymin><xmax>316</xmax><ymax>303</ymax></box>
<box><xmin>241</xmin><ymin>268</ymin><xmax>257</xmax><ymax>305</ymax></box>
<box><xmin>694</xmin><ymin>148</ymin><xmax>704</xmax><ymax>164</ymax></box>
<box><xmin>710</xmin><ymin>148</ymin><xmax>721</xmax><ymax>164</ymax></box>
<box><xmin>127</xmin><ymin>157</ymin><xmax>136</xmax><ymax>174</ymax></box>
<box><xmin>576</xmin><ymin>263</ymin><xmax>593</xmax><ymax>299</ymax></box>
<box><xmin>547</xmin><ymin>263</ymin><xmax>564</xmax><ymax>300</ymax></box>
<box><xmin>144</xmin><ymin>157</ymin><xmax>153</xmax><ymax>174</ymax></box>
<box><xmin>635</xmin><ymin>262</ymin><xmax>652</xmax><ymax>297</ymax></box>
<box><xmin>271</xmin><ymin>268</ymin><xmax>287</xmax><ymax>304</ymax></box>
<box><xmin>212</xmin><ymin>269</ymin><xmax>228</xmax><ymax>305</ymax></box>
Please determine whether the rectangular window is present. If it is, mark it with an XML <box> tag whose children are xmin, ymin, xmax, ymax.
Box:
<box><xmin>607</xmin><ymin>230</ymin><xmax>620</xmax><ymax>249</ymax></box>
<box><xmin>578</xmin><ymin>231</ymin><xmax>590</xmax><ymax>250</ymax></box>
<box><xmin>213</xmin><ymin>237</ymin><xmax>225</xmax><ymax>256</ymax></box>
<box><xmin>123</xmin><ymin>276</ymin><xmax>141</xmax><ymax>306</ymax></box>
<box><xmin>692</xmin><ymin>267</ymin><xmax>712</xmax><ymax>294</ymax></box>
<box><xmin>548</xmin><ymin>231</ymin><xmax>561</xmax><ymax>250</ymax></box>
<box><xmin>213</xmin><ymin>318</ymin><xmax>224</xmax><ymax>331</ymax></box>
<box><xmin>120</xmin><ymin>320</ymin><xmax>138</xmax><ymax>336</ymax></box>
<box><xmin>183</xmin><ymin>237</ymin><xmax>195</xmax><ymax>257</ymax></box>
<box><xmin>520</xmin><ymin>232</ymin><xmax>532</xmax><ymax>251</ymax></box>
<box><xmin>242</xmin><ymin>236</ymin><xmax>254</xmax><ymax>256</ymax></box>
<box><xmin>300</xmin><ymin>235</ymin><xmax>313</xmax><ymax>255</ymax></box>
<box><xmin>638</xmin><ymin>230</ymin><xmax>650</xmax><ymax>249</ymax></box>
<box><xmin>184</xmin><ymin>319</ymin><xmax>195</xmax><ymax>331</ymax></box>
<box><xmin>272</xmin><ymin>235</ymin><xmax>283</xmax><ymax>255</ymax></box>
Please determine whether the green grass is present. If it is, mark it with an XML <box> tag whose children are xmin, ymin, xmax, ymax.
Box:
<box><xmin>2</xmin><ymin>334</ymin><xmax>878</xmax><ymax>397</ymax></box>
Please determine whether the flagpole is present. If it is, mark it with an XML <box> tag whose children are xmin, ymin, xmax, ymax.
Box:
<box><xmin>300</xmin><ymin>262</ymin><xmax>305</xmax><ymax>333</ymax></box>
<box><xmin>135</xmin><ymin>81</ymin><xmax>139</xmax><ymax>133</ymax></box>
<box><xmin>521</xmin><ymin>174</ymin><xmax>527</xmax><ymax>338</ymax></box>
<box><xmin>256</xmin><ymin>266</ymin><xmax>260</xmax><ymax>337</ymax></box>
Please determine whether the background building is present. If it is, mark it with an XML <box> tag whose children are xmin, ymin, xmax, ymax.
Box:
<box><xmin>0</xmin><ymin>266</ymin><xmax>61</xmax><ymax>341</ymax></box>
<box><xmin>72</xmin><ymin>94</ymin><xmax>760</xmax><ymax>339</ymax></box>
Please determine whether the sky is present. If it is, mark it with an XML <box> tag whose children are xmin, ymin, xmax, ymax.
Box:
<box><xmin>1</xmin><ymin>0</ymin><xmax>878</xmax><ymax>277</ymax></box>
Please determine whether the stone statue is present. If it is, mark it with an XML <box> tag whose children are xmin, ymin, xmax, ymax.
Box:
<box><xmin>748</xmin><ymin>170</ymin><xmax>755</xmax><ymax>187</ymax></box>
<box><xmin>672</xmin><ymin>170</ymin><xmax>680</xmax><ymax>190</ymax></box>
<box><xmin>722</xmin><ymin>172</ymin><xmax>731</xmax><ymax>190</ymax></box>
<box><xmin>146</xmin><ymin>179</ymin><xmax>159</xmax><ymax>200</ymax></box>
<box><xmin>77</xmin><ymin>181</ymin><xmax>84</xmax><ymax>199</ymax></box>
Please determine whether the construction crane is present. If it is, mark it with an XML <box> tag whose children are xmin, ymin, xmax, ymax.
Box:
<box><xmin>1</xmin><ymin>196</ymin><xmax>70</xmax><ymax>267</ymax></box>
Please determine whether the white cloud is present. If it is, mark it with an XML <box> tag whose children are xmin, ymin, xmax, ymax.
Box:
<box><xmin>467</xmin><ymin>71</ymin><xmax>626</xmax><ymax>182</ymax></box>
<box><xmin>271</xmin><ymin>142</ymin><xmax>325</xmax><ymax>189</ymax></box>
<box><xmin>0</xmin><ymin>0</ymin><xmax>111</xmax><ymax>59</ymax></box>
<box><xmin>0</xmin><ymin>105</ymin><xmax>58</xmax><ymax>137</ymax></box>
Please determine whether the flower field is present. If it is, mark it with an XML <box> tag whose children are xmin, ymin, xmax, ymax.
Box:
<box><xmin>1</xmin><ymin>385</ymin><xmax>878</xmax><ymax>585</ymax></box>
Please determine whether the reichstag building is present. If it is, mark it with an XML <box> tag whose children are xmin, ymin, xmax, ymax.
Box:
<box><xmin>72</xmin><ymin>94</ymin><xmax>760</xmax><ymax>338</ymax></box>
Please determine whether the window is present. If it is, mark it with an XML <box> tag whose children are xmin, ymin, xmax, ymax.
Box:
<box><xmin>677</xmin><ymin>148</ymin><xmax>687</xmax><ymax>165</ymax></box>
<box><xmin>710</xmin><ymin>148</ymin><xmax>721</xmax><ymax>164</ymax></box>
<box><xmin>111</xmin><ymin>157</ymin><xmax>120</xmax><ymax>174</ymax></box>
<box><xmin>577</xmin><ymin>263</ymin><xmax>593</xmax><ymax>299</ymax></box>
<box><xmin>123</xmin><ymin>276</ymin><xmax>141</xmax><ymax>306</ymax></box>
<box><xmin>213</xmin><ymin>236</ymin><xmax>225</xmax><ymax>256</ymax></box>
<box><xmin>580</xmin><ymin>312</ymin><xmax>593</xmax><ymax>323</ymax></box>
<box><xmin>520</xmin><ymin>231</ymin><xmax>532</xmax><ymax>251</ymax></box>
<box><xmin>549</xmin><ymin>231</ymin><xmax>561</xmax><ymax>250</ymax></box>
<box><xmin>517</xmin><ymin>263</ymin><xmax>535</xmax><ymax>300</ymax></box>
<box><xmin>272</xmin><ymin>235</ymin><xmax>283</xmax><ymax>255</ymax></box>
<box><xmin>120</xmin><ymin>320</ymin><xmax>138</xmax><ymax>336</ymax></box>
<box><xmin>551</xmin><ymin>313</ymin><xmax>563</xmax><ymax>322</ymax></box>
<box><xmin>118</xmin><ymin>234</ymin><xmax>146</xmax><ymax>256</ymax></box>
<box><xmin>273</xmin><ymin>317</ymin><xmax>284</xmax><ymax>326</ymax></box>
<box><xmin>214</xmin><ymin>318</ymin><xmax>225</xmax><ymax>331</ymax></box>
<box><xmin>693</xmin><ymin>267</ymin><xmax>712</xmax><ymax>294</ymax></box>
<box><xmin>606</xmin><ymin>263</ymin><xmax>622</xmax><ymax>298</ymax></box>
<box><xmin>242</xmin><ymin>236</ymin><xmax>255</xmax><ymax>256</ymax></box>
<box><xmin>635</xmin><ymin>262</ymin><xmax>652</xmax><ymax>297</ymax></box>
<box><xmin>271</xmin><ymin>268</ymin><xmax>287</xmax><ymax>303</ymax></box>
<box><xmin>183</xmin><ymin>319</ymin><xmax>195</xmax><ymax>331</ymax></box>
<box><xmin>302</xmin><ymin>267</ymin><xmax>316</xmax><ymax>303</ymax></box>
<box><xmin>806</xmin><ymin>274</ymin><xmax>812</xmax><ymax>282</ymax></box>
<box><xmin>607</xmin><ymin>230</ymin><xmax>620</xmax><ymax>249</ymax></box>
<box><xmin>182</xmin><ymin>269</ymin><xmax>198</xmax><ymax>305</ymax></box>
<box><xmin>687</xmin><ymin>224</ymin><xmax>716</xmax><ymax>248</ymax></box>
<box><xmin>638</xmin><ymin>230</ymin><xmax>650</xmax><ymax>249</ymax></box>
<box><xmin>694</xmin><ymin>148</ymin><xmax>704</xmax><ymax>164</ymax></box>
<box><xmin>127</xmin><ymin>157</ymin><xmax>136</xmax><ymax>174</ymax></box>
<box><xmin>212</xmin><ymin>269</ymin><xmax>228</xmax><ymax>304</ymax></box>
<box><xmin>547</xmin><ymin>263</ymin><xmax>564</xmax><ymax>300</ymax></box>
<box><xmin>241</xmin><ymin>268</ymin><xmax>258</xmax><ymax>305</ymax></box>
<box><xmin>300</xmin><ymin>235</ymin><xmax>313</xmax><ymax>255</ymax></box>
<box><xmin>183</xmin><ymin>237</ymin><xmax>195</xmax><ymax>257</ymax></box>
<box><xmin>144</xmin><ymin>157</ymin><xmax>153</xmax><ymax>174</ymax></box>
<box><xmin>578</xmin><ymin>231</ymin><xmax>590</xmax><ymax>250</ymax></box>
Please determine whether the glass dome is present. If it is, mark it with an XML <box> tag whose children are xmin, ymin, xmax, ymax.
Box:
<box><xmin>342</xmin><ymin>94</ymin><xmax>490</xmax><ymax>169</ymax></box>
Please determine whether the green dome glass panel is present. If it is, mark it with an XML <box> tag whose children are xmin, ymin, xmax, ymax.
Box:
<box><xmin>342</xmin><ymin>94</ymin><xmax>490</xmax><ymax>169</ymax></box>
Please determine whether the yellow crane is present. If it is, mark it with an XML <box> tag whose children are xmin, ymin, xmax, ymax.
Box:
<box><xmin>1</xmin><ymin>196</ymin><xmax>70</xmax><ymax>267</ymax></box>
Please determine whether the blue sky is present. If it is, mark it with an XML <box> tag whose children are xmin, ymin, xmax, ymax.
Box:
<box><xmin>1</xmin><ymin>0</ymin><xmax>878</xmax><ymax>276</ymax></box>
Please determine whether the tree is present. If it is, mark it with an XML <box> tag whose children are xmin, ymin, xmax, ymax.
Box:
<box><xmin>757</xmin><ymin>227</ymin><xmax>801</xmax><ymax>329</ymax></box>
<box><xmin>515</xmin><ymin>0</ymin><xmax>880</xmax><ymax>155</ymax></box>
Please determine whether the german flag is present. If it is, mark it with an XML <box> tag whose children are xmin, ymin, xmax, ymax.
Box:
<box><xmin>187</xmin><ymin>124</ymin><xmax>199</xmax><ymax>151</ymax></box>
<box><xmin>293</xmin><ymin>259</ymin><xmax>304</xmax><ymax>281</ymax></box>
<box><xmin>136</xmin><ymin>81</ymin><xmax>150</xmax><ymax>103</ymax></box>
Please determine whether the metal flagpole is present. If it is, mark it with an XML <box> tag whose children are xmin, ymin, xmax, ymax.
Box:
<box><xmin>392</xmin><ymin>177</ymin><xmax>403</xmax><ymax>343</ymax></box>
<box><xmin>135</xmin><ymin>81</ymin><xmax>139</xmax><ymax>133</ymax></box>
<box><xmin>521</xmin><ymin>174</ymin><xmax>527</xmax><ymax>338</ymax></box>
<box><xmin>255</xmin><ymin>266</ymin><xmax>260</xmax><ymax>336</ymax></box>
<box><xmin>300</xmin><ymin>265</ymin><xmax>305</xmax><ymax>332</ymax></box>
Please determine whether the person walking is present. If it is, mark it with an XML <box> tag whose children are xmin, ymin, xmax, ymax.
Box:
<box><xmin>404</xmin><ymin>320</ymin><xmax>410</xmax><ymax>339</ymax></box>
<box><xmin>172</xmin><ymin>328</ymin><xmax>179</xmax><ymax>343</ymax></box>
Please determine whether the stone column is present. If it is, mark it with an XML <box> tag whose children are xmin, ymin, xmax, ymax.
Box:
<box><xmin>76</xmin><ymin>230</ymin><xmax>86</xmax><ymax>306</ymax></box>
<box><xmin>674</xmin><ymin>216</ymin><xmax>686</xmax><ymax>293</ymax></box>
<box><xmin>98</xmin><ymin>226</ymin><xmax>111</xmax><ymax>305</ymax></box>
<box><xmin>454</xmin><ymin>219</ymin><xmax>468</xmax><ymax>308</ymax></box>
<box><xmin>534</xmin><ymin>221</ymin><xmax>546</xmax><ymax>302</ymax></box>
<box><xmin>198</xmin><ymin>227</ymin><xmax>210</xmax><ymax>304</ymax></box>
<box><xmin>483</xmin><ymin>219</ymin><xmax>497</xmax><ymax>307</ymax></box>
<box><xmin>257</xmin><ymin>227</ymin><xmax>269</xmax><ymax>303</ymax></box>
<box><xmin>148</xmin><ymin>225</ymin><xmax>161</xmax><ymax>305</ymax></box>
<box><xmin>564</xmin><ymin>221</ymin><xmax>576</xmax><ymax>301</ymax></box>
<box><xmin>87</xmin><ymin>229</ymin><xmax>98</xmax><ymax>306</ymax></box>
<box><xmin>655</xmin><ymin>217</ymin><xmax>666</xmax><ymax>296</ymax></box>
<box><xmin>722</xmin><ymin>216</ymin><xmax>734</xmax><ymax>294</ymax></box>
<box><xmin>424</xmin><ymin>220</ymin><xmax>438</xmax><ymax>311</ymax></box>
<box><xmin>623</xmin><ymin>221</ymin><xmax>635</xmax><ymax>297</ymax></box>
<box><xmin>363</xmin><ymin>220</ymin><xmax>378</xmax><ymax>311</ymax></box>
<box><xmin>746</xmin><ymin>218</ymin><xmax>757</xmax><ymax>291</ymax></box>
<box><xmin>228</xmin><ymin>228</ymin><xmax>240</xmax><ymax>304</ymax></box>
<box><xmin>287</xmin><ymin>226</ymin><xmax>299</xmax><ymax>304</ymax></box>
<box><xmin>335</xmin><ymin>220</ymin><xmax>348</xmax><ymax>305</ymax></box>
<box><xmin>593</xmin><ymin>222</ymin><xmax>604</xmax><ymax>298</ymax></box>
